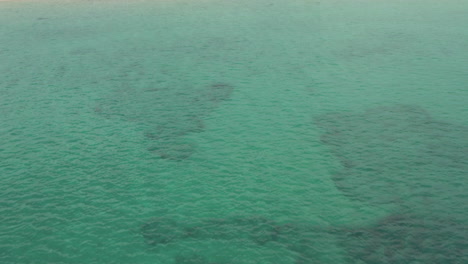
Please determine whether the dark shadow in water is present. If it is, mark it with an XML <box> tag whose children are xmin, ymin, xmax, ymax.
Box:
<box><xmin>96</xmin><ymin>81</ymin><xmax>233</xmax><ymax>160</ymax></box>
<box><xmin>315</xmin><ymin>105</ymin><xmax>468</xmax><ymax>208</ymax></box>
<box><xmin>140</xmin><ymin>213</ymin><xmax>468</xmax><ymax>264</ymax></box>
<box><xmin>140</xmin><ymin>216</ymin><xmax>280</xmax><ymax>247</ymax></box>
<box><xmin>174</xmin><ymin>253</ymin><xmax>214</xmax><ymax>264</ymax></box>
<box><xmin>313</xmin><ymin>104</ymin><xmax>468</xmax><ymax>263</ymax></box>
<box><xmin>337</xmin><ymin>213</ymin><xmax>468</xmax><ymax>264</ymax></box>
<box><xmin>140</xmin><ymin>216</ymin><xmax>339</xmax><ymax>263</ymax></box>
<box><xmin>140</xmin><ymin>217</ymin><xmax>183</xmax><ymax>246</ymax></box>
<box><xmin>139</xmin><ymin>105</ymin><xmax>467</xmax><ymax>263</ymax></box>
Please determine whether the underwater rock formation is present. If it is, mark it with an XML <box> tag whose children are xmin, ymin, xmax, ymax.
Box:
<box><xmin>140</xmin><ymin>216</ymin><xmax>342</xmax><ymax>263</ymax></box>
<box><xmin>337</xmin><ymin>213</ymin><xmax>468</xmax><ymax>264</ymax></box>
<box><xmin>140</xmin><ymin>213</ymin><xmax>468</xmax><ymax>264</ymax></box>
<box><xmin>315</xmin><ymin>105</ymin><xmax>468</xmax><ymax>207</ymax></box>
<box><xmin>140</xmin><ymin>216</ymin><xmax>280</xmax><ymax>247</ymax></box>
<box><xmin>270</xmin><ymin>223</ymin><xmax>341</xmax><ymax>264</ymax></box>
<box><xmin>146</xmin><ymin>139</ymin><xmax>197</xmax><ymax>161</ymax></box>
<box><xmin>174</xmin><ymin>253</ymin><xmax>213</xmax><ymax>264</ymax></box>
<box><xmin>138</xmin><ymin>104</ymin><xmax>467</xmax><ymax>263</ymax></box>
<box><xmin>96</xmin><ymin>79</ymin><xmax>233</xmax><ymax>160</ymax></box>
<box><xmin>203</xmin><ymin>83</ymin><xmax>234</xmax><ymax>104</ymax></box>
<box><xmin>140</xmin><ymin>217</ymin><xmax>184</xmax><ymax>246</ymax></box>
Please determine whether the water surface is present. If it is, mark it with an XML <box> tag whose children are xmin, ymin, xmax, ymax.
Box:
<box><xmin>1</xmin><ymin>0</ymin><xmax>467</xmax><ymax>263</ymax></box>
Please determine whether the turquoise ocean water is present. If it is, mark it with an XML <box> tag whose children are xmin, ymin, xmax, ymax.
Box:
<box><xmin>1</xmin><ymin>0</ymin><xmax>467</xmax><ymax>263</ymax></box>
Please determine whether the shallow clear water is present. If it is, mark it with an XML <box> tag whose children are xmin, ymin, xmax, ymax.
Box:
<box><xmin>1</xmin><ymin>0</ymin><xmax>467</xmax><ymax>263</ymax></box>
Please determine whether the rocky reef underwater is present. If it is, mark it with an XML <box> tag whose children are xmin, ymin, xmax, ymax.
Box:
<box><xmin>95</xmin><ymin>78</ymin><xmax>233</xmax><ymax>161</ymax></box>
<box><xmin>137</xmin><ymin>105</ymin><xmax>467</xmax><ymax>263</ymax></box>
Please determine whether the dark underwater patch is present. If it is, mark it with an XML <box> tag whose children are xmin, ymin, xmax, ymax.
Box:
<box><xmin>140</xmin><ymin>218</ymin><xmax>184</xmax><ymax>246</ymax></box>
<box><xmin>315</xmin><ymin>105</ymin><xmax>468</xmax><ymax>207</ymax></box>
<box><xmin>96</xmin><ymin>80</ymin><xmax>234</xmax><ymax>160</ymax></box>
<box><xmin>139</xmin><ymin>104</ymin><xmax>467</xmax><ymax>262</ymax></box>
<box><xmin>337</xmin><ymin>213</ymin><xmax>468</xmax><ymax>264</ymax></box>
<box><xmin>314</xmin><ymin>104</ymin><xmax>468</xmax><ymax>263</ymax></box>
<box><xmin>140</xmin><ymin>213</ymin><xmax>467</xmax><ymax>264</ymax></box>
<box><xmin>140</xmin><ymin>216</ymin><xmax>343</xmax><ymax>263</ymax></box>
<box><xmin>140</xmin><ymin>216</ymin><xmax>280</xmax><ymax>247</ymax></box>
<box><xmin>147</xmin><ymin>140</ymin><xmax>196</xmax><ymax>161</ymax></box>
<box><xmin>174</xmin><ymin>253</ymin><xmax>212</xmax><ymax>264</ymax></box>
